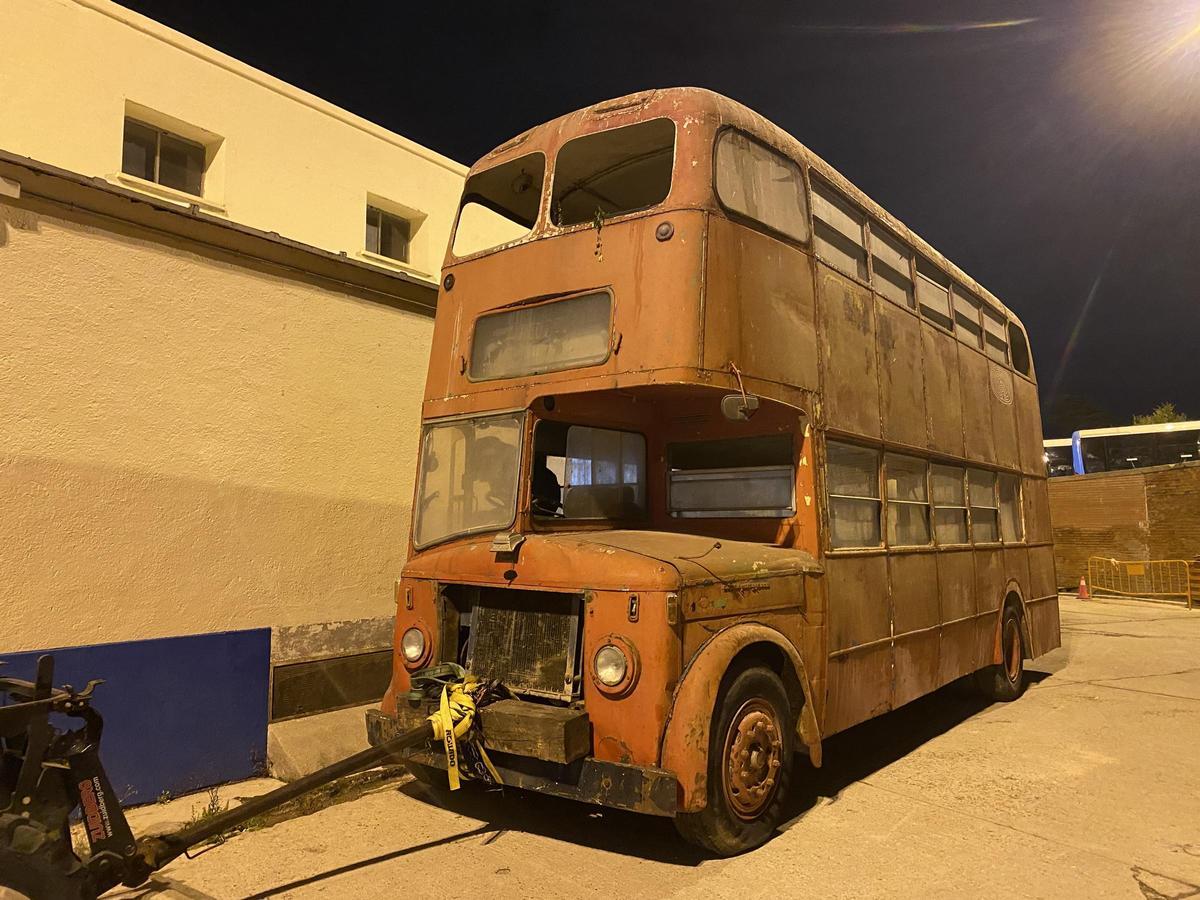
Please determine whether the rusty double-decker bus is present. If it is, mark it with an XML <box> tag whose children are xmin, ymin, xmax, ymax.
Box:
<box><xmin>367</xmin><ymin>88</ymin><xmax>1061</xmax><ymax>855</ymax></box>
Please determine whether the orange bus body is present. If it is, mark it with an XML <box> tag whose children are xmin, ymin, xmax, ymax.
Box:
<box><xmin>367</xmin><ymin>88</ymin><xmax>1060</xmax><ymax>854</ymax></box>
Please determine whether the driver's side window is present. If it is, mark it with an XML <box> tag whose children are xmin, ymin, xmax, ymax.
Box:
<box><xmin>532</xmin><ymin>420</ymin><xmax>646</xmax><ymax>520</ymax></box>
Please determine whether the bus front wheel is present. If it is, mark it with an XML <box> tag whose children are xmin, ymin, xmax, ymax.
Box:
<box><xmin>674</xmin><ymin>666</ymin><xmax>794</xmax><ymax>856</ymax></box>
<box><xmin>975</xmin><ymin>605</ymin><xmax>1026</xmax><ymax>702</ymax></box>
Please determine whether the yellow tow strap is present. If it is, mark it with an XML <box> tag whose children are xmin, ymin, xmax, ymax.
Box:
<box><xmin>425</xmin><ymin>676</ymin><xmax>503</xmax><ymax>790</ymax></box>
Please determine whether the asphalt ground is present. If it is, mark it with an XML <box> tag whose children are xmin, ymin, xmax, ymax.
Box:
<box><xmin>109</xmin><ymin>594</ymin><xmax>1200</xmax><ymax>899</ymax></box>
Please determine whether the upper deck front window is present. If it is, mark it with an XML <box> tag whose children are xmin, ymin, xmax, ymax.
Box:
<box><xmin>453</xmin><ymin>152</ymin><xmax>545</xmax><ymax>258</ymax></box>
<box><xmin>551</xmin><ymin>118</ymin><xmax>675</xmax><ymax>227</ymax></box>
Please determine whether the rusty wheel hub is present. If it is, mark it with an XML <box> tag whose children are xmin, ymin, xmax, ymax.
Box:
<box><xmin>722</xmin><ymin>699</ymin><xmax>783</xmax><ymax>820</ymax></box>
<box><xmin>1004</xmin><ymin>618</ymin><xmax>1022</xmax><ymax>683</ymax></box>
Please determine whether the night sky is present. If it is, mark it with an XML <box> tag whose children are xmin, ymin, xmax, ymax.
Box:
<box><xmin>119</xmin><ymin>0</ymin><xmax>1200</xmax><ymax>435</ymax></box>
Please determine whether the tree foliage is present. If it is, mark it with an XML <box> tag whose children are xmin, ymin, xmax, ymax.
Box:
<box><xmin>1132</xmin><ymin>402</ymin><xmax>1187</xmax><ymax>426</ymax></box>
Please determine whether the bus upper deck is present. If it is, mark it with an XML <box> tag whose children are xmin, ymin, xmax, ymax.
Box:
<box><xmin>425</xmin><ymin>88</ymin><xmax>1036</xmax><ymax>421</ymax></box>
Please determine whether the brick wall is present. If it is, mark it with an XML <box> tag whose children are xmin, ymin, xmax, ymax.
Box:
<box><xmin>1048</xmin><ymin>462</ymin><xmax>1200</xmax><ymax>587</ymax></box>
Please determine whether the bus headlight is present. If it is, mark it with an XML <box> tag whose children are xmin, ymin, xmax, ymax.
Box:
<box><xmin>401</xmin><ymin>627</ymin><xmax>426</xmax><ymax>664</ymax></box>
<box><xmin>594</xmin><ymin>644</ymin><xmax>628</xmax><ymax>687</ymax></box>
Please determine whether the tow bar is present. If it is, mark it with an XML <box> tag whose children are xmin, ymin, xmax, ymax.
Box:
<box><xmin>0</xmin><ymin>656</ymin><xmax>500</xmax><ymax>899</ymax></box>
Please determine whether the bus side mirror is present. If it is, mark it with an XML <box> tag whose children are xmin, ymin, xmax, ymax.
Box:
<box><xmin>721</xmin><ymin>393</ymin><xmax>759</xmax><ymax>421</ymax></box>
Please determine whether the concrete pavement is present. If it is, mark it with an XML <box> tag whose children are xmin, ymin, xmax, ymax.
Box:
<box><xmin>109</xmin><ymin>595</ymin><xmax>1200</xmax><ymax>899</ymax></box>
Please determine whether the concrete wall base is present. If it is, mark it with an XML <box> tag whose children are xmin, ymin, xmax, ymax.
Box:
<box><xmin>267</xmin><ymin>704</ymin><xmax>376</xmax><ymax>781</ymax></box>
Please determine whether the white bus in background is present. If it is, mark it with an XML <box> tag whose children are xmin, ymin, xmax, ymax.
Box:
<box><xmin>1043</xmin><ymin>438</ymin><xmax>1074</xmax><ymax>477</ymax></box>
<box><xmin>1053</xmin><ymin>421</ymin><xmax>1200</xmax><ymax>475</ymax></box>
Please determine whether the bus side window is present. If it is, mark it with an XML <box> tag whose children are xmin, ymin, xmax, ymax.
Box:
<box><xmin>982</xmin><ymin>306</ymin><xmax>1009</xmax><ymax>364</ymax></box>
<box><xmin>1008</xmin><ymin>322</ymin><xmax>1032</xmax><ymax>376</ymax></box>
<box><xmin>916</xmin><ymin>259</ymin><xmax>953</xmax><ymax>332</ymax></box>
<box><xmin>713</xmin><ymin>130</ymin><xmax>809</xmax><ymax>242</ymax></box>
<box><xmin>812</xmin><ymin>178</ymin><xmax>868</xmax><ymax>281</ymax></box>
<box><xmin>826</xmin><ymin>440</ymin><xmax>881</xmax><ymax>548</ymax></box>
<box><xmin>931</xmin><ymin>464</ymin><xmax>968</xmax><ymax>544</ymax></box>
<box><xmin>668</xmin><ymin>434</ymin><xmax>795</xmax><ymax>518</ymax></box>
<box><xmin>870</xmin><ymin>223</ymin><xmax>914</xmax><ymax>309</ymax></box>
<box><xmin>952</xmin><ymin>287</ymin><xmax>984</xmax><ymax>350</ymax></box>
<box><xmin>967</xmin><ymin>468</ymin><xmax>1000</xmax><ymax>542</ymax></box>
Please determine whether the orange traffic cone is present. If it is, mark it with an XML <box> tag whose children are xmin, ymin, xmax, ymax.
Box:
<box><xmin>1078</xmin><ymin>575</ymin><xmax>1090</xmax><ymax>600</ymax></box>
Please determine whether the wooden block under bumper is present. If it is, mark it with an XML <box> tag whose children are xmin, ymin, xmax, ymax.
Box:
<box><xmin>478</xmin><ymin>699</ymin><xmax>590</xmax><ymax>765</ymax></box>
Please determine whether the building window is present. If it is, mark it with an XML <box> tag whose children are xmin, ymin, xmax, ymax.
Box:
<box><xmin>366</xmin><ymin>205</ymin><xmax>412</xmax><ymax>263</ymax></box>
<box><xmin>826</xmin><ymin>441</ymin><xmax>881</xmax><ymax>548</ymax></box>
<box><xmin>998</xmin><ymin>474</ymin><xmax>1023</xmax><ymax>542</ymax></box>
<box><xmin>885</xmin><ymin>453</ymin><xmax>930</xmax><ymax>546</ymax></box>
<box><xmin>931</xmin><ymin>464</ymin><xmax>968</xmax><ymax>545</ymax></box>
<box><xmin>968</xmin><ymin>468</ymin><xmax>999</xmax><ymax>542</ymax></box>
<box><xmin>122</xmin><ymin>118</ymin><xmax>206</xmax><ymax>196</ymax></box>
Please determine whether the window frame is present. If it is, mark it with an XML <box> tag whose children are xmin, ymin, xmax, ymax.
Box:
<box><xmin>711</xmin><ymin>126</ymin><xmax>810</xmax><ymax>247</ymax></box>
<box><xmin>365</xmin><ymin>204</ymin><xmax>412</xmax><ymax>264</ymax></box>
<box><xmin>967</xmin><ymin>467</ymin><xmax>1001</xmax><ymax>544</ymax></box>
<box><xmin>981</xmin><ymin>305</ymin><xmax>1010</xmax><ymax>365</ymax></box>
<box><xmin>549</xmin><ymin>118</ymin><xmax>677</xmax><ymax>229</ymax></box>
<box><xmin>952</xmin><ymin>285</ymin><xmax>985</xmax><ymax>350</ymax></box>
<box><xmin>883</xmin><ymin>452</ymin><xmax>932</xmax><ymax>548</ymax></box>
<box><xmin>810</xmin><ymin>175</ymin><xmax>870</xmax><ymax>283</ymax></box>
<box><xmin>467</xmin><ymin>289</ymin><xmax>614</xmax><ymax>383</ymax></box>
<box><xmin>916</xmin><ymin>258</ymin><xmax>954</xmax><ymax>333</ymax></box>
<box><xmin>997</xmin><ymin>473</ymin><xmax>1024</xmax><ymax>543</ymax></box>
<box><xmin>450</xmin><ymin>150</ymin><xmax>547</xmax><ymax>260</ymax></box>
<box><xmin>869</xmin><ymin>221</ymin><xmax>916</xmax><ymax>309</ymax></box>
<box><xmin>667</xmin><ymin>433</ymin><xmax>797</xmax><ymax>519</ymax></box>
<box><xmin>931</xmin><ymin>463</ymin><xmax>970</xmax><ymax>547</ymax></box>
<box><xmin>825</xmin><ymin>439</ymin><xmax>883</xmax><ymax>550</ymax></box>
<box><xmin>121</xmin><ymin>117</ymin><xmax>207</xmax><ymax>198</ymax></box>
<box><xmin>1008</xmin><ymin>320</ymin><xmax>1035</xmax><ymax>381</ymax></box>
<box><xmin>531</xmin><ymin>419</ymin><xmax>649</xmax><ymax>525</ymax></box>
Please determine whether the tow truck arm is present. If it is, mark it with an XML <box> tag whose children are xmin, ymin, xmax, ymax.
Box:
<box><xmin>0</xmin><ymin>655</ymin><xmax>448</xmax><ymax>900</ymax></box>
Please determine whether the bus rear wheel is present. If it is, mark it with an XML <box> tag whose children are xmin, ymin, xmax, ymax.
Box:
<box><xmin>674</xmin><ymin>666</ymin><xmax>794</xmax><ymax>857</ymax></box>
<box><xmin>976</xmin><ymin>605</ymin><xmax>1026</xmax><ymax>702</ymax></box>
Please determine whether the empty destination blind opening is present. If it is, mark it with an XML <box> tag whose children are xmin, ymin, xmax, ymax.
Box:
<box><xmin>470</xmin><ymin>291</ymin><xmax>612</xmax><ymax>381</ymax></box>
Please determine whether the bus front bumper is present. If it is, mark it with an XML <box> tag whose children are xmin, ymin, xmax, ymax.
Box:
<box><xmin>365</xmin><ymin>706</ymin><xmax>678</xmax><ymax>817</ymax></box>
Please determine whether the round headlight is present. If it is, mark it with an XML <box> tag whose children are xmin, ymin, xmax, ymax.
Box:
<box><xmin>401</xmin><ymin>627</ymin><xmax>426</xmax><ymax>663</ymax></box>
<box><xmin>593</xmin><ymin>644</ymin><xmax>628</xmax><ymax>687</ymax></box>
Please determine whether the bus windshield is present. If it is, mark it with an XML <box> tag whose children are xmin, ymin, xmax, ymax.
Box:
<box><xmin>413</xmin><ymin>412</ymin><xmax>524</xmax><ymax>548</ymax></box>
<box><xmin>453</xmin><ymin>152</ymin><xmax>545</xmax><ymax>257</ymax></box>
<box><xmin>551</xmin><ymin>118</ymin><xmax>675</xmax><ymax>227</ymax></box>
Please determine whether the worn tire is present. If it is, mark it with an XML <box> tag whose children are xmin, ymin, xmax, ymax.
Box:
<box><xmin>674</xmin><ymin>666</ymin><xmax>794</xmax><ymax>856</ymax></box>
<box><xmin>0</xmin><ymin>815</ymin><xmax>95</xmax><ymax>900</ymax></box>
<box><xmin>975</xmin><ymin>605</ymin><xmax>1026</xmax><ymax>702</ymax></box>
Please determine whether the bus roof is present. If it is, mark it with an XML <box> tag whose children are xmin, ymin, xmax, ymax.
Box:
<box><xmin>470</xmin><ymin>86</ymin><xmax>1027</xmax><ymax>333</ymax></box>
<box><xmin>1073</xmin><ymin>420</ymin><xmax>1200</xmax><ymax>439</ymax></box>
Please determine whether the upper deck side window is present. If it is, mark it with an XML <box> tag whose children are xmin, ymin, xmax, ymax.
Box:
<box><xmin>812</xmin><ymin>178</ymin><xmax>868</xmax><ymax>281</ymax></box>
<box><xmin>870</xmin><ymin>224</ymin><xmax>914</xmax><ymax>309</ymax></box>
<box><xmin>981</xmin><ymin>305</ymin><xmax>1009</xmax><ymax>364</ymax></box>
<box><xmin>952</xmin><ymin>286</ymin><xmax>984</xmax><ymax>349</ymax></box>
<box><xmin>916</xmin><ymin>259</ymin><xmax>953</xmax><ymax>331</ymax></box>
<box><xmin>452</xmin><ymin>152</ymin><xmax>546</xmax><ymax>258</ymax></box>
<box><xmin>713</xmin><ymin>130</ymin><xmax>809</xmax><ymax>242</ymax></box>
<box><xmin>550</xmin><ymin>118</ymin><xmax>675</xmax><ymax>227</ymax></box>
<box><xmin>1009</xmin><ymin>322</ymin><xmax>1032</xmax><ymax>377</ymax></box>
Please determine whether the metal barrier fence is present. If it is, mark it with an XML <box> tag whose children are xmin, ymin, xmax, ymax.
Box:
<box><xmin>1087</xmin><ymin>557</ymin><xmax>1194</xmax><ymax>609</ymax></box>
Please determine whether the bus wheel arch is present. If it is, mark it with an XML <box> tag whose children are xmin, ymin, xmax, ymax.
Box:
<box><xmin>660</xmin><ymin>623</ymin><xmax>822</xmax><ymax>815</ymax></box>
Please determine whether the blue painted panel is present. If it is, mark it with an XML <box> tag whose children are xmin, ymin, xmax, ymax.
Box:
<box><xmin>1</xmin><ymin>629</ymin><xmax>271</xmax><ymax>805</ymax></box>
